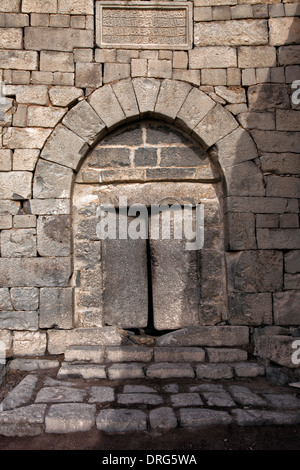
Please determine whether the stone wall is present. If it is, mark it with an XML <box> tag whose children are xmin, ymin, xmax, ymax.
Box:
<box><xmin>0</xmin><ymin>0</ymin><xmax>299</xmax><ymax>366</ymax></box>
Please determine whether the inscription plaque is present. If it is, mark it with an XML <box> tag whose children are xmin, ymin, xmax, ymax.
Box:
<box><xmin>96</xmin><ymin>1</ymin><xmax>193</xmax><ymax>50</ymax></box>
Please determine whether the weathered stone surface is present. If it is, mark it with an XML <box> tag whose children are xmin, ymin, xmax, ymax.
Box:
<box><xmin>64</xmin><ymin>346</ymin><xmax>105</xmax><ymax>363</ymax></box>
<box><xmin>0</xmin><ymin>288</ymin><xmax>12</xmax><ymax>311</ymax></box>
<box><xmin>107</xmin><ymin>363</ymin><xmax>144</xmax><ymax>380</ymax></box>
<box><xmin>224</xmin><ymin>161</ymin><xmax>264</xmax><ymax>197</ymax></box>
<box><xmin>89</xmin><ymin>85</ymin><xmax>125</xmax><ymax>130</ymax></box>
<box><xmin>9</xmin><ymin>358</ymin><xmax>59</xmax><ymax>371</ymax></box>
<box><xmin>1</xmin><ymin>228</ymin><xmax>36</xmax><ymax>257</ymax></box>
<box><xmin>58</xmin><ymin>0</ymin><xmax>93</xmax><ymax>14</ymax></box>
<box><xmin>248</xmin><ymin>85</ymin><xmax>290</xmax><ymax>111</ymax></box>
<box><xmin>257</xmin><ymin>229</ymin><xmax>300</xmax><ymax>250</ymax></box>
<box><xmin>146</xmin><ymin>363</ymin><xmax>195</xmax><ymax>379</ymax></box>
<box><xmin>207</xmin><ymin>348</ymin><xmax>248</xmax><ymax>363</ymax></box>
<box><xmin>22</xmin><ymin>0</ymin><xmax>57</xmax><ymax>13</ymax></box>
<box><xmin>0</xmin><ymin>374</ymin><xmax>38</xmax><ymax>411</ymax></box>
<box><xmin>189</xmin><ymin>47</ymin><xmax>237</xmax><ymax>69</ymax></box>
<box><xmin>273</xmin><ymin>291</ymin><xmax>300</xmax><ymax>326</ymax></box>
<box><xmin>45</xmin><ymin>404</ymin><xmax>95</xmax><ymax>433</ymax></box>
<box><xmin>176</xmin><ymin>87</ymin><xmax>215</xmax><ymax>130</ymax></box>
<box><xmin>157</xmin><ymin>326</ymin><xmax>249</xmax><ymax>347</ymax></box>
<box><xmin>285</xmin><ymin>251</ymin><xmax>300</xmax><ymax>274</ymax></box>
<box><xmin>194</xmin><ymin>104</ymin><xmax>239</xmax><ymax>148</ymax></box>
<box><xmin>41</xmin><ymin>124</ymin><xmax>88</xmax><ymax>171</ymax></box>
<box><xmin>194</xmin><ymin>20</ymin><xmax>268</xmax><ymax>46</ymax></box>
<box><xmin>102</xmin><ymin>222</ymin><xmax>148</xmax><ymax>329</ymax></box>
<box><xmin>154</xmin><ymin>347</ymin><xmax>205</xmax><ymax>363</ymax></box>
<box><xmin>227</xmin><ymin>212</ymin><xmax>256</xmax><ymax>250</ymax></box>
<box><xmin>106</xmin><ymin>346</ymin><xmax>153</xmax><ymax>363</ymax></box>
<box><xmin>37</xmin><ymin>215</ymin><xmax>71</xmax><ymax>257</ymax></box>
<box><xmin>132</xmin><ymin>77</ymin><xmax>160</xmax><ymax>114</ymax></box>
<box><xmin>57</xmin><ymin>363</ymin><xmax>106</xmax><ymax>380</ymax></box>
<box><xmin>155</xmin><ymin>79</ymin><xmax>191</xmax><ymax>121</ymax></box>
<box><xmin>117</xmin><ymin>393</ymin><xmax>163</xmax><ymax>405</ymax></box>
<box><xmin>269</xmin><ymin>17</ymin><xmax>300</xmax><ymax>46</ymax></box>
<box><xmin>235</xmin><ymin>363</ymin><xmax>265</xmax><ymax>377</ymax></box>
<box><xmin>149</xmin><ymin>407</ymin><xmax>177</xmax><ymax>429</ymax></box>
<box><xmin>278</xmin><ymin>45</ymin><xmax>300</xmax><ymax>66</ymax></box>
<box><xmin>0</xmin><ymin>311</ymin><xmax>38</xmax><ymax>331</ymax></box>
<box><xmin>0</xmin><ymin>257</ymin><xmax>71</xmax><ymax>287</ymax></box>
<box><xmin>263</xmin><ymin>393</ymin><xmax>300</xmax><ymax>409</ymax></box>
<box><xmin>180</xmin><ymin>408</ymin><xmax>233</xmax><ymax>427</ymax></box>
<box><xmin>196</xmin><ymin>364</ymin><xmax>234</xmax><ymax>379</ymax></box>
<box><xmin>228</xmin><ymin>386</ymin><xmax>266</xmax><ymax>406</ymax></box>
<box><xmin>47</xmin><ymin>327</ymin><xmax>123</xmax><ymax>354</ymax></box>
<box><xmin>36</xmin><ymin>386</ymin><xmax>87</xmax><ymax>403</ymax></box>
<box><xmin>0</xmin><ymin>404</ymin><xmax>46</xmax><ymax>437</ymax></box>
<box><xmin>39</xmin><ymin>288</ymin><xmax>73</xmax><ymax>329</ymax></box>
<box><xmin>4</xmin><ymin>127</ymin><xmax>51</xmax><ymax>150</ymax></box>
<box><xmin>265</xmin><ymin>176</ymin><xmax>300</xmax><ymax>198</ymax></box>
<box><xmin>96</xmin><ymin>409</ymin><xmax>147</xmax><ymax>432</ymax></box>
<box><xmin>0</xmin><ymin>50</ymin><xmax>38</xmax><ymax>70</ymax></box>
<box><xmin>25</xmin><ymin>27</ymin><xmax>93</xmax><ymax>51</ymax></box>
<box><xmin>238</xmin><ymin>46</ymin><xmax>276</xmax><ymax>68</ymax></box>
<box><xmin>202</xmin><ymin>390</ymin><xmax>236</xmax><ymax>407</ymax></box>
<box><xmin>171</xmin><ymin>393</ymin><xmax>203</xmax><ymax>407</ymax></box>
<box><xmin>215</xmin><ymin>127</ymin><xmax>258</xmax><ymax>167</ymax></box>
<box><xmin>226</xmin><ymin>250</ymin><xmax>283</xmax><ymax>292</ymax></box>
<box><xmin>255</xmin><ymin>335</ymin><xmax>299</xmax><ymax>368</ymax></box>
<box><xmin>27</xmin><ymin>106</ymin><xmax>66</xmax><ymax>128</ymax></box>
<box><xmin>75</xmin><ymin>62</ymin><xmax>103</xmax><ymax>88</ymax></box>
<box><xmin>225</xmin><ymin>196</ymin><xmax>295</xmax><ymax>214</ymax></box>
<box><xmin>232</xmin><ymin>409</ymin><xmax>300</xmax><ymax>426</ymax></box>
<box><xmin>13</xmin><ymin>331</ymin><xmax>46</xmax><ymax>356</ymax></box>
<box><xmin>0</xmin><ymin>171</ymin><xmax>32</xmax><ymax>200</ymax></box>
<box><xmin>88</xmin><ymin>387</ymin><xmax>114</xmax><ymax>403</ymax></box>
<box><xmin>49</xmin><ymin>86</ymin><xmax>83</xmax><ymax>107</ymax></box>
<box><xmin>25</xmin><ymin>199</ymin><xmax>71</xmax><ymax>215</ymax></box>
<box><xmin>33</xmin><ymin>160</ymin><xmax>73</xmax><ymax>199</ymax></box>
<box><xmin>228</xmin><ymin>293</ymin><xmax>273</xmax><ymax>326</ymax></box>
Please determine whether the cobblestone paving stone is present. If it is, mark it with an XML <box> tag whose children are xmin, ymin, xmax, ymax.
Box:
<box><xmin>0</xmin><ymin>357</ymin><xmax>300</xmax><ymax>436</ymax></box>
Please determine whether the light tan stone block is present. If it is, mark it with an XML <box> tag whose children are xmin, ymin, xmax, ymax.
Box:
<box><xmin>238</xmin><ymin>46</ymin><xmax>277</xmax><ymax>68</ymax></box>
<box><xmin>189</xmin><ymin>47</ymin><xmax>237</xmax><ymax>68</ymax></box>
<box><xmin>194</xmin><ymin>104</ymin><xmax>239</xmax><ymax>148</ymax></box>
<box><xmin>269</xmin><ymin>17</ymin><xmax>300</xmax><ymax>45</ymax></box>
<box><xmin>58</xmin><ymin>0</ymin><xmax>93</xmax><ymax>15</ymax></box>
<box><xmin>176</xmin><ymin>87</ymin><xmax>215</xmax><ymax>130</ymax></box>
<box><xmin>27</xmin><ymin>106</ymin><xmax>67</xmax><ymax>128</ymax></box>
<box><xmin>0</xmin><ymin>28</ymin><xmax>22</xmax><ymax>49</ymax></box>
<box><xmin>3</xmin><ymin>127</ymin><xmax>51</xmax><ymax>149</ymax></box>
<box><xmin>40</xmin><ymin>51</ymin><xmax>74</xmax><ymax>72</ymax></box>
<box><xmin>89</xmin><ymin>85</ymin><xmax>125</xmax><ymax>130</ymax></box>
<box><xmin>194</xmin><ymin>20</ymin><xmax>268</xmax><ymax>46</ymax></box>
<box><xmin>48</xmin><ymin>86</ymin><xmax>83</xmax><ymax>107</ymax></box>
<box><xmin>155</xmin><ymin>79</ymin><xmax>191</xmax><ymax>121</ymax></box>
<box><xmin>132</xmin><ymin>77</ymin><xmax>161</xmax><ymax>115</ymax></box>
<box><xmin>0</xmin><ymin>50</ymin><xmax>38</xmax><ymax>70</ymax></box>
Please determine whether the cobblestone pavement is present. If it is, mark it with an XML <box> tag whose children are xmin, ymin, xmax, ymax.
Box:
<box><xmin>0</xmin><ymin>355</ymin><xmax>300</xmax><ymax>438</ymax></box>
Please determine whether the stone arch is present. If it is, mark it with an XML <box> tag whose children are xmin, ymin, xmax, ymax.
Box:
<box><xmin>33</xmin><ymin>77</ymin><xmax>262</xmax><ymax>202</ymax></box>
<box><xmin>32</xmin><ymin>78</ymin><xmax>265</xmax><ymax>331</ymax></box>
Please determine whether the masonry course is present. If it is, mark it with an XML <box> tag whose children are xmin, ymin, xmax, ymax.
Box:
<box><xmin>0</xmin><ymin>0</ymin><xmax>298</xmax><ymax>398</ymax></box>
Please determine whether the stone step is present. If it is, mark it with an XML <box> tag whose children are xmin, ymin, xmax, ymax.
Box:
<box><xmin>63</xmin><ymin>345</ymin><xmax>249</xmax><ymax>364</ymax></box>
<box><xmin>57</xmin><ymin>361</ymin><xmax>265</xmax><ymax>380</ymax></box>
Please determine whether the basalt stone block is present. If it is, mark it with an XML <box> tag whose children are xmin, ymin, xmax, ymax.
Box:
<box><xmin>194</xmin><ymin>104</ymin><xmax>238</xmax><ymax>148</ymax></box>
<box><xmin>102</xmin><ymin>218</ymin><xmax>148</xmax><ymax>329</ymax></box>
<box><xmin>248</xmin><ymin>84</ymin><xmax>290</xmax><ymax>111</ymax></box>
<box><xmin>89</xmin><ymin>85</ymin><xmax>125</xmax><ymax>130</ymax></box>
<box><xmin>33</xmin><ymin>160</ymin><xmax>74</xmax><ymax>199</ymax></box>
<box><xmin>226</xmin><ymin>250</ymin><xmax>283</xmax><ymax>293</ymax></box>
<box><xmin>176</xmin><ymin>87</ymin><xmax>215</xmax><ymax>130</ymax></box>
<box><xmin>40</xmin><ymin>288</ymin><xmax>73</xmax><ymax>329</ymax></box>
<box><xmin>1</xmin><ymin>228</ymin><xmax>37</xmax><ymax>257</ymax></box>
<box><xmin>254</xmin><ymin>335</ymin><xmax>299</xmax><ymax>368</ymax></box>
<box><xmin>63</xmin><ymin>101</ymin><xmax>105</xmax><ymax>146</ymax></box>
<box><xmin>41</xmin><ymin>124</ymin><xmax>89</xmax><ymax>171</ymax></box>
<box><xmin>156</xmin><ymin>326</ymin><xmax>249</xmax><ymax>347</ymax></box>
<box><xmin>37</xmin><ymin>215</ymin><xmax>71</xmax><ymax>257</ymax></box>
<box><xmin>285</xmin><ymin>251</ymin><xmax>300</xmax><ymax>274</ymax></box>
<box><xmin>155</xmin><ymin>79</ymin><xmax>192</xmax><ymax>121</ymax></box>
<box><xmin>0</xmin><ymin>258</ymin><xmax>71</xmax><ymax>287</ymax></box>
<box><xmin>273</xmin><ymin>291</ymin><xmax>300</xmax><ymax>326</ymax></box>
<box><xmin>215</xmin><ymin>127</ymin><xmax>258</xmax><ymax>167</ymax></box>
<box><xmin>10</xmin><ymin>287</ymin><xmax>39</xmax><ymax>311</ymax></box>
<box><xmin>228</xmin><ymin>293</ymin><xmax>273</xmax><ymax>326</ymax></box>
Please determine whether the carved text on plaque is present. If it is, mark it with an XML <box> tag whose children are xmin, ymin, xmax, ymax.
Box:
<box><xmin>96</xmin><ymin>2</ymin><xmax>193</xmax><ymax>50</ymax></box>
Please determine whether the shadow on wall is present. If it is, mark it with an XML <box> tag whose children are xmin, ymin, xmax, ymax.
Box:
<box><xmin>215</xmin><ymin>11</ymin><xmax>300</xmax><ymax>341</ymax></box>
